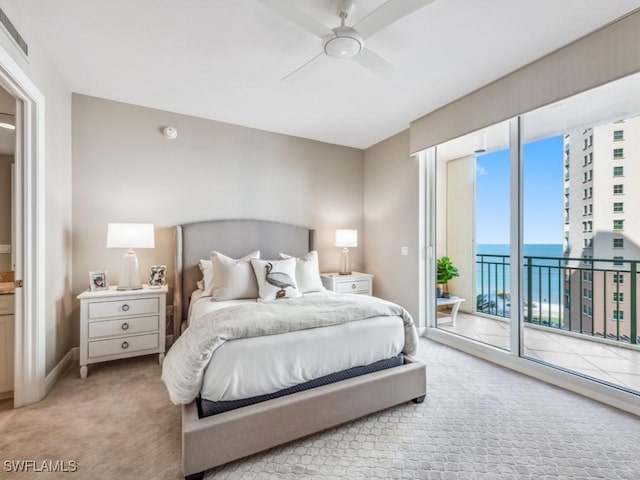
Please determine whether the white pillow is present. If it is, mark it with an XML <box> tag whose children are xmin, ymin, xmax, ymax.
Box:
<box><xmin>278</xmin><ymin>250</ymin><xmax>325</xmax><ymax>294</ymax></box>
<box><xmin>198</xmin><ymin>259</ymin><xmax>214</xmax><ymax>295</ymax></box>
<box><xmin>251</xmin><ymin>257</ymin><xmax>301</xmax><ymax>301</ymax></box>
<box><xmin>210</xmin><ymin>250</ymin><xmax>260</xmax><ymax>301</ymax></box>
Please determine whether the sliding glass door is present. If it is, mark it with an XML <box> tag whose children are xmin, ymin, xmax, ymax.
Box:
<box><xmin>434</xmin><ymin>121</ymin><xmax>511</xmax><ymax>351</ymax></box>
<box><xmin>430</xmin><ymin>72</ymin><xmax>640</xmax><ymax>394</ymax></box>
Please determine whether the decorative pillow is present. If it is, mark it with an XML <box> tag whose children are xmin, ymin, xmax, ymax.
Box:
<box><xmin>278</xmin><ymin>250</ymin><xmax>325</xmax><ymax>293</ymax></box>
<box><xmin>198</xmin><ymin>259</ymin><xmax>214</xmax><ymax>295</ymax></box>
<box><xmin>251</xmin><ymin>257</ymin><xmax>301</xmax><ymax>301</ymax></box>
<box><xmin>210</xmin><ymin>250</ymin><xmax>260</xmax><ymax>301</ymax></box>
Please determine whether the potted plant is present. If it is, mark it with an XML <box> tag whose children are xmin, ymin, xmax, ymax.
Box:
<box><xmin>437</xmin><ymin>256</ymin><xmax>459</xmax><ymax>298</ymax></box>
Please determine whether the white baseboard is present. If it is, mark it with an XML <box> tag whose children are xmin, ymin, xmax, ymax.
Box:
<box><xmin>44</xmin><ymin>347</ymin><xmax>79</xmax><ymax>395</ymax></box>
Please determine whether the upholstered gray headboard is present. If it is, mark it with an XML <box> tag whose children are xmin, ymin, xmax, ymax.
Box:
<box><xmin>173</xmin><ymin>219</ymin><xmax>316</xmax><ymax>337</ymax></box>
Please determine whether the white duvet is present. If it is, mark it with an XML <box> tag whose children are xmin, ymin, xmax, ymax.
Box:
<box><xmin>183</xmin><ymin>291</ymin><xmax>409</xmax><ymax>403</ymax></box>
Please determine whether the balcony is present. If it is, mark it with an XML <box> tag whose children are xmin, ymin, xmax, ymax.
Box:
<box><xmin>439</xmin><ymin>254</ymin><xmax>640</xmax><ymax>392</ymax></box>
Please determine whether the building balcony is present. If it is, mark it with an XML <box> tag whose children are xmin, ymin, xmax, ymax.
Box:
<box><xmin>441</xmin><ymin>254</ymin><xmax>640</xmax><ymax>393</ymax></box>
<box><xmin>438</xmin><ymin>312</ymin><xmax>640</xmax><ymax>391</ymax></box>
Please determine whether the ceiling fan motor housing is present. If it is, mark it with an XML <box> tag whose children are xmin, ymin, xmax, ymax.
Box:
<box><xmin>323</xmin><ymin>26</ymin><xmax>363</xmax><ymax>58</ymax></box>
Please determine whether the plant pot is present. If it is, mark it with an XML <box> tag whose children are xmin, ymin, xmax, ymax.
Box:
<box><xmin>436</xmin><ymin>286</ymin><xmax>444</xmax><ymax>298</ymax></box>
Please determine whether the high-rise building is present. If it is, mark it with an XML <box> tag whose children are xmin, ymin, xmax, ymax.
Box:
<box><xmin>563</xmin><ymin>116</ymin><xmax>640</xmax><ymax>340</ymax></box>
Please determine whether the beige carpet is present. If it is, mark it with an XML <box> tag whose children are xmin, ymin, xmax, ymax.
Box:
<box><xmin>1</xmin><ymin>339</ymin><xmax>639</xmax><ymax>479</ymax></box>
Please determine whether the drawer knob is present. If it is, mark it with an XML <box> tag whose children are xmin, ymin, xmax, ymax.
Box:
<box><xmin>121</xmin><ymin>341</ymin><xmax>129</xmax><ymax>349</ymax></box>
<box><xmin>122</xmin><ymin>304</ymin><xmax>130</xmax><ymax>312</ymax></box>
<box><xmin>351</xmin><ymin>283</ymin><xmax>356</xmax><ymax>289</ymax></box>
<box><xmin>121</xmin><ymin>322</ymin><xmax>129</xmax><ymax>331</ymax></box>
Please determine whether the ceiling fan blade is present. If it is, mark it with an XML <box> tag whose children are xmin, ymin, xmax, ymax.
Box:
<box><xmin>257</xmin><ymin>0</ymin><xmax>333</xmax><ymax>38</ymax></box>
<box><xmin>354</xmin><ymin>0</ymin><xmax>438</xmax><ymax>39</ymax></box>
<box><xmin>351</xmin><ymin>47</ymin><xmax>396</xmax><ymax>79</ymax></box>
<box><xmin>280</xmin><ymin>52</ymin><xmax>323</xmax><ymax>81</ymax></box>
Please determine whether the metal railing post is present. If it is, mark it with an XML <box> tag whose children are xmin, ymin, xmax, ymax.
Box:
<box><xmin>527</xmin><ymin>257</ymin><xmax>532</xmax><ymax>324</ymax></box>
<box><xmin>631</xmin><ymin>261</ymin><xmax>637</xmax><ymax>345</ymax></box>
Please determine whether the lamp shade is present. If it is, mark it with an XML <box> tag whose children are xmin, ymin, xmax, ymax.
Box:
<box><xmin>106</xmin><ymin>223</ymin><xmax>155</xmax><ymax>249</ymax></box>
<box><xmin>335</xmin><ymin>229</ymin><xmax>357</xmax><ymax>248</ymax></box>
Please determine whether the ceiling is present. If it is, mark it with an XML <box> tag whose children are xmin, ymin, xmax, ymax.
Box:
<box><xmin>14</xmin><ymin>0</ymin><xmax>640</xmax><ymax>149</ymax></box>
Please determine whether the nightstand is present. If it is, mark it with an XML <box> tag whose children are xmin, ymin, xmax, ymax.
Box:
<box><xmin>77</xmin><ymin>285</ymin><xmax>168</xmax><ymax>378</ymax></box>
<box><xmin>320</xmin><ymin>272</ymin><xmax>373</xmax><ymax>295</ymax></box>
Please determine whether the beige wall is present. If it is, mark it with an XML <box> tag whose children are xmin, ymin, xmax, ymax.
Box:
<box><xmin>363</xmin><ymin>130</ymin><xmax>420</xmax><ymax>321</ymax></box>
<box><xmin>0</xmin><ymin>0</ymin><xmax>73</xmax><ymax>375</ymax></box>
<box><xmin>72</xmin><ymin>94</ymin><xmax>364</xmax><ymax>339</ymax></box>
<box><xmin>445</xmin><ymin>156</ymin><xmax>475</xmax><ymax>308</ymax></box>
<box><xmin>0</xmin><ymin>155</ymin><xmax>11</xmax><ymax>271</ymax></box>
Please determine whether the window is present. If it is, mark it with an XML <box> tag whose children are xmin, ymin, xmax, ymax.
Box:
<box><xmin>583</xmin><ymin>205</ymin><xmax>588</xmax><ymax>216</ymax></box>
<box><xmin>613</xmin><ymin>184</ymin><xmax>624</xmax><ymax>194</ymax></box>
<box><xmin>613</xmin><ymin>256</ymin><xmax>623</xmax><ymax>266</ymax></box>
<box><xmin>582</xmin><ymin>222</ymin><xmax>587</xmax><ymax>232</ymax></box>
<box><xmin>589</xmin><ymin>135</ymin><xmax>593</xmax><ymax>146</ymax></box>
<box><xmin>613</xmin><ymin>166</ymin><xmax>623</xmax><ymax>176</ymax></box>
<box><xmin>583</xmin><ymin>188</ymin><xmax>588</xmax><ymax>199</ymax></box>
<box><xmin>613</xmin><ymin>220</ymin><xmax>624</xmax><ymax>230</ymax></box>
<box><xmin>583</xmin><ymin>238</ymin><xmax>593</xmax><ymax>248</ymax></box>
<box><xmin>613</xmin><ymin>130</ymin><xmax>624</xmax><ymax>141</ymax></box>
<box><xmin>613</xmin><ymin>148</ymin><xmax>624</xmax><ymax>158</ymax></box>
<box><xmin>613</xmin><ymin>202</ymin><xmax>623</xmax><ymax>212</ymax></box>
<box><xmin>588</xmin><ymin>187</ymin><xmax>592</xmax><ymax>197</ymax></box>
<box><xmin>588</xmin><ymin>169</ymin><xmax>593</xmax><ymax>180</ymax></box>
<box><xmin>613</xmin><ymin>310</ymin><xmax>624</xmax><ymax>322</ymax></box>
<box><xmin>614</xmin><ymin>273</ymin><xmax>624</xmax><ymax>284</ymax></box>
<box><xmin>584</xmin><ymin>138</ymin><xmax>588</xmax><ymax>149</ymax></box>
<box><xmin>589</xmin><ymin>152</ymin><xmax>593</xmax><ymax>163</ymax></box>
<box><xmin>583</xmin><ymin>155</ymin><xmax>588</xmax><ymax>166</ymax></box>
<box><xmin>583</xmin><ymin>172</ymin><xmax>587</xmax><ymax>183</ymax></box>
<box><xmin>587</xmin><ymin>221</ymin><xmax>592</xmax><ymax>232</ymax></box>
<box><xmin>613</xmin><ymin>292</ymin><xmax>624</xmax><ymax>302</ymax></box>
<box><xmin>589</xmin><ymin>204</ymin><xmax>593</xmax><ymax>214</ymax></box>
<box><xmin>613</xmin><ymin>238</ymin><xmax>624</xmax><ymax>248</ymax></box>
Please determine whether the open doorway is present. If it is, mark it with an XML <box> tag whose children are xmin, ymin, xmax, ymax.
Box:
<box><xmin>0</xmin><ymin>83</ymin><xmax>15</xmax><ymax>410</ymax></box>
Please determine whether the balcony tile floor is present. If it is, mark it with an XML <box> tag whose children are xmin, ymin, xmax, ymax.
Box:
<box><xmin>438</xmin><ymin>311</ymin><xmax>640</xmax><ymax>392</ymax></box>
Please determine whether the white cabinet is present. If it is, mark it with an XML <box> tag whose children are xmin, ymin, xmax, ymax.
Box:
<box><xmin>0</xmin><ymin>294</ymin><xmax>14</xmax><ymax>396</ymax></box>
<box><xmin>320</xmin><ymin>272</ymin><xmax>373</xmax><ymax>295</ymax></box>
<box><xmin>77</xmin><ymin>286</ymin><xmax>167</xmax><ymax>378</ymax></box>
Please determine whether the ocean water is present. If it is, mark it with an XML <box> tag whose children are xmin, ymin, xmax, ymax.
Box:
<box><xmin>476</xmin><ymin>244</ymin><xmax>564</xmax><ymax>305</ymax></box>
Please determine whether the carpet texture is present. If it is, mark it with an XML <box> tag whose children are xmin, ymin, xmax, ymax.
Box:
<box><xmin>0</xmin><ymin>338</ymin><xmax>639</xmax><ymax>479</ymax></box>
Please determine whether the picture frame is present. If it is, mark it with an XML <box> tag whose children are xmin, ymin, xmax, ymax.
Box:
<box><xmin>149</xmin><ymin>265</ymin><xmax>167</xmax><ymax>288</ymax></box>
<box><xmin>89</xmin><ymin>270</ymin><xmax>109</xmax><ymax>291</ymax></box>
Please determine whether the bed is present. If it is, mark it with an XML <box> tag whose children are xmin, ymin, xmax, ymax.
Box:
<box><xmin>167</xmin><ymin>219</ymin><xmax>427</xmax><ymax>479</ymax></box>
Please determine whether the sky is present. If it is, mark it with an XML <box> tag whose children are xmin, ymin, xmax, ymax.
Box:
<box><xmin>475</xmin><ymin>135</ymin><xmax>564</xmax><ymax>245</ymax></box>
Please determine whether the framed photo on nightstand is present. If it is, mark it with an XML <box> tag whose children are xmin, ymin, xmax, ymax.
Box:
<box><xmin>149</xmin><ymin>265</ymin><xmax>167</xmax><ymax>288</ymax></box>
<box><xmin>89</xmin><ymin>271</ymin><xmax>109</xmax><ymax>291</ymax></box>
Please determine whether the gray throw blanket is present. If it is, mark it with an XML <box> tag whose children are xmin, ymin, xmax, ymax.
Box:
<box><xmin>162</xmin><ymin>294</ymin><xmax>419</xmax><ymax>405</ymax></box>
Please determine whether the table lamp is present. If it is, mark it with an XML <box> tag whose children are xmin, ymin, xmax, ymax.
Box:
<box><xmin>335</xmin><ymin>229</ymin><xmax>357</xmax><ymax>275</ymax></box>
<box><xmin>106</xmin><ymin>223</ymin><xmax>155</xmax><ymax>290</ymax></box>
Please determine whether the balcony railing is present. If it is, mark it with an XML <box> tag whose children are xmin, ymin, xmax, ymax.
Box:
<box><xmin>476</xmin><ymin>254</ymin><xmax>639</xmax><ymax>345</ymax></box>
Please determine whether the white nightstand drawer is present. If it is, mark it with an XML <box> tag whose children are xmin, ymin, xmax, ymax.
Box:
<box><xmin>335</xmin><ymin>280</ymin><xmax>370</xmax><ymax>294</ymax></box>
<box><xmin>0</xmin><ymin>295</ymin><xmax>13</xmax><ymax>315</ymax></box>
<box><xmin>88</xmin><ymin>315</ymin><xmax>159</xmax><ymax>339</ymax></box>
<box><xmin>88</xmin><ymin>333</ymin><xmax>159</xmax><ymax>358</ymax></box>
<box><xmin>88</xmin><ymin>297</ymin><xmax>159</xmax><ymax>319</ymax></box>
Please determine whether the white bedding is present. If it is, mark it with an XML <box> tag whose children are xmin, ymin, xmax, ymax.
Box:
<box><xmin>187</xmin><ymin>291</ymin><xmax>406</xmax><ymax>402</ymax></box>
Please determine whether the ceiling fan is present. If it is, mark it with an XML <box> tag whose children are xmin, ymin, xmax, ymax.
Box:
<box><xmin>258</xmin><ymin>0</ymin><xmax>437</xmax><ymax>80</ymax></box>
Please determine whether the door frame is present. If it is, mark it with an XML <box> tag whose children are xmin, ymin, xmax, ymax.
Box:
<box><xmin>0</xmin><ymin>45</ymin><xmax>46</xmax><ymax>407</ymax></box>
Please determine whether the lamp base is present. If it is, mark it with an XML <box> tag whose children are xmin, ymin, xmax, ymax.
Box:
<box><xmin>118</xmin><ymin>249</ymin><xmax>143</xmax><ymax>290</ymax></box>
<box><xmin>116</xmin><ymin>285</ymin><xmax>143</xmax><ymax>291</ymax></box>
<box><xmin>339</xmin><ymin>247</ymin><xmax>352</xmax><ymax>275</ymax></box>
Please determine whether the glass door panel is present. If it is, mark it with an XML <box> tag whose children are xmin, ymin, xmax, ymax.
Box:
<box><xmin>521</xmin><ymin>73</ymin><xmax>640</xmax><ymax>393</ymax></box>
<box><xmin>435</xmin><ymin>121</ymin><xmax>511</xmax><ymax>350</ymax></box>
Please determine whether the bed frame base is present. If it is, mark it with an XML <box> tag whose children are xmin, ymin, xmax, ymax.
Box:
<box><xmin>182</xmin><ymin>356</ymin><xmax>426</xmax><ymax>478</ymax></box>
